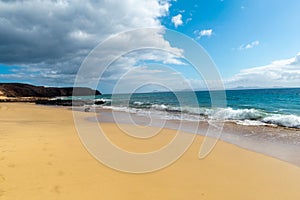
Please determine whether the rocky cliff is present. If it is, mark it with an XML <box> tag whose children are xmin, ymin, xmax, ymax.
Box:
<box><xmin>0</xmin><ymin>83</ymin><xmax>101</xmax><ymax>98</ymax></box>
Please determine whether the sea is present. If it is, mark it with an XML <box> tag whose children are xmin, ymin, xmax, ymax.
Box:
<box><xmin>89</xmin><ymin>88</ymin><xmax>300</xmax><ymax>129</ymax></box>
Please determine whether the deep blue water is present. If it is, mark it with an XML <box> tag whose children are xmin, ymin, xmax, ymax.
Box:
<box><xmin>226</xmin><ymin>88</ymin><xmax>300</xmax><ymax>115</ymax></box>
<box><xmin>75</xmin><ymin>88</ymin><xmax>300</xmax><ymax>128</ymax></box>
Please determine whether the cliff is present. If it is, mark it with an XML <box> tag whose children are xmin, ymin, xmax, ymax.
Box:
<box><xmin>0</xmin><ymin>83</ymin><xmax>101</xmax><ymax>98</ymax></box>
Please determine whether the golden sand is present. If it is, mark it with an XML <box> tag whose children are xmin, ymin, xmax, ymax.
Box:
<box><xmin>0</xmin><ymin>103</ymin><xmax>300</xmax><ymax>199</ymax></box>
<box><xmin>0</xmin><ymin>90</ymin><xmax>6</xmax><ymax>100</ymax></box>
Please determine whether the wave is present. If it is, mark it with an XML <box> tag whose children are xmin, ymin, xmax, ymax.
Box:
<box><xmin>211</xmin><ymin>108</ymin><xmax>266</xmax><ymax>120</ymax></box>
<box><xmin>133</xmin><ymin>101</ymin><xmax>144</xmax><ymax>106</ymax></box>
<box><xmin>262</xmin><ymin>114</ymin><xmax>300</xmax><ymax>128</ymax></box>
<box><xmin>235</xmin><ymin>120</ymin><xmax>269</xmax><ymax>126</ymax></box>
<box><xmin>96</xmin><ymin>102</ymin><xmax>300</xmax><ymax>129</ymax></box>
<box><xmin>212</xmin><ymin>108</ymin><xmax>300</xmax><ymax>128</ymax></box>
<box><xmin>97</xmin><ymin>98</ymin><xmax>112</xmax><ymax>102</ymax></box>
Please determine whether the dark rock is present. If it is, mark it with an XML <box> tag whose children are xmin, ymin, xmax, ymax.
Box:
<box><xmin>94</xmin><ymin>99</ymin><xmax>106</xmax><ymax>105</ymax></box>
<box><xmin>0</xmin><ymin>83</ymin><xmax>101</xmax><ymax>98</ymax></box>
<box><xmin>35</xmin><ymin>99</ymin><xmax>93</xmax><ymax>106</ymax></box>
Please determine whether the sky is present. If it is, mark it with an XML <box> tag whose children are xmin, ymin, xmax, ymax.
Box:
<box><xmin>0</xmin><ymin>0</ymin><xmax>299</xmax><ymax>93</ymax></box>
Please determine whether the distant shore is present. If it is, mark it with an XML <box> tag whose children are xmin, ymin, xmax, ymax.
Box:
<box><xmin>1</xmin><ymin>103</ymin><xmax>300</xmax><ymax>199</ymax></box>
<box><xmin>0</xmin><ymin>83</ymin><xmax>102</xmax><ymax>106</ymax></box>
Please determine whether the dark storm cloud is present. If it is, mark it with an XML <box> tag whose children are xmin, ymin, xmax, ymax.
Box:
<box><xmin>0</xmin><ymin>0</ymin><xmax>170</xmax><ymax>85</ymax></box>
<box><xmin>0</xmin><ymin>0</ymin><xmax>100</xmax><ymax>65</ymax></box>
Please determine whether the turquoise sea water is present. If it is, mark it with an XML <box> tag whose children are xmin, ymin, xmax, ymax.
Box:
<box><xmin>73</xmin><ymin>88</ymin><xmax>300</xmax><ymax>128</ymax></box>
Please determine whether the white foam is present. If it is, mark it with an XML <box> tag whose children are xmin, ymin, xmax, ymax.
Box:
<box><xmin>151</xmin><ymin>104</ymin><xmax>168</xmax><ymax>110</ymax></box>
<box><xmin>98</xmin><ymin>104</ymin><xmax>300</xmax><ymax>129</ymax></box>
<box><xmin>212</xmin><ymin>108</ymin><xmax>264</xmax><ymax>120</ymax></box>
<box><xmin>101</xmin><ymin>106</ymin><xmax>138</xmax><ymax>113</ymax></box>
<box><xmin>98</xmin><ymin>98</ymin><xmax>111</xmax><ymax>102</ymax></box>
<box><xmin>235</xmin><ymin>120</ymin><xmax>268</xmax><ymax>126</ymax></box>
<box><xmin>133</xmin><ymin>101</ymin><xmax>143</xmax><ymax>106</ymax></box>
<box><xmin>262</xmin><ymin>114</ymin><xmax>300</xmax><ymax>128</ymax></box>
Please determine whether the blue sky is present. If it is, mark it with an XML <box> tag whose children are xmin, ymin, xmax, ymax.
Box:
<box><xmin>0</xmin><ymin>0</ymin><xmax>299</xmax><ymax>93</ymax></box>
<box><xmin>163</xmin><ymin>0</ymin><xmax>300</xmax><ymax>78</ymax></box>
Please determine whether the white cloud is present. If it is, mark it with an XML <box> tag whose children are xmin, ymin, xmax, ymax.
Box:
<box><xmin>69</xmin><ymin>30</ymin><xmax>94</xmax><ymax>41</ymax></box>
<box><xmin>225</xmin><ymin>52</ymin><xmax>300</xmax><ymax>88</ymax></box>
<box><xmin>171</xmin><ymin>14</ymin><xmax>183</xmax><ymax>28</ymax></box>
<box><xmin>238</xmin><ymin>40</ymin><xmax>260</xmax><ymax>50</ymax></box>
<box><xmin>0</xmin><ymin>1</ymin><xmax>225</xmax><ymax>93</ymax></box>
<box><xmin>186</xmin><ymin>18</ymin><xmax>192</xmax><ymax>23</ymax></box>
<box><xmin>0</xmin><ymin>0</ymin><xmax>189</xmax><ymax>91</ymax></box>
<box><xmin>200</xmin><ymin>29</ymin><xmax>213</xmax><ymax>37</ymax></box>
<box><xmin>194</xmin><ymin>29</ymin><xmax>213</xmax><ymax>40</ymax></box>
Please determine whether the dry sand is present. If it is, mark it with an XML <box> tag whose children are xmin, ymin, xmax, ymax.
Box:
<box><xmin>0</xmin><ymin>103</ymin><xmax>300</xmax><ymax>199</ymax></box>
<box><xmin>0</xmin><ymin>90</ymin><xmax>6</xmax><ymax>100</ymax></box>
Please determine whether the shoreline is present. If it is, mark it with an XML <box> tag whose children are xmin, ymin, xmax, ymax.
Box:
<box><xmin>1</xmin><ymin>103</ymin><xmax>300</xmax><ymax>199</ymax></box>
<box><xmin>87</xmin><ymin>107</ymin><xmax>300</xmax><ymax>166</ymax></box>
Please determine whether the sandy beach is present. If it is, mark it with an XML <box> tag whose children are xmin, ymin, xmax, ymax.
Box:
<box><xmin>1</xmin><ymin>103</ymin><xmax>300</xmax><ymax>199</ymax></box>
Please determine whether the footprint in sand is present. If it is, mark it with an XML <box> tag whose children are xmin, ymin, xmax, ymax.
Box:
<box><xmin>0</xmin><ymin>174</ymin><xmax>5</xmax><ymax>182</ymax></box>
<box><xmin>7</xmin><ymin>163</ymin><xmax>15</xmax><ymax>168</ymax></box>
<box><xmin>47</xmin><ymin>161</ymin><xmax>53</xmax><ymax>166</ymax></box>
<box><xmin>0</xmin><ymin>189</ymin><xmax>5</xmax><ymax>197</ymax></box>
<box><xmin>57</xmin><ymin>170</ymin><xmax>64</xmax><ymax>176</ymax></box>
<box><xmin>51</xmin><ymin>185</ymin><xmax>61</xmax><ymax>194</ymax></box>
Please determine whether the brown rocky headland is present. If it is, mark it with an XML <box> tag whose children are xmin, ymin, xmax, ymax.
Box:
<box><xmin>0</xmin><ymin>83</ymin><xmax>102</xmax><ymax>106</ymax></box>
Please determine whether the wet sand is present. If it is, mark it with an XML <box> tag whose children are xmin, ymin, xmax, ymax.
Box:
<box><xmin>93</xmin><ymin>108</ymin><xmax>300</xmax><ymax>166</ymax></box>
<box><xmin>1</xmin><ymin>103</ymin><xmax>300</xmax><ymax>199</ymax></box>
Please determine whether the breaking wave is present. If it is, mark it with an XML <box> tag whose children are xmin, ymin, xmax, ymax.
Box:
<box><xmin>98</xmin><ymin>100</ymin><xmax>300</xmax><ymax>129</ymax></box>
